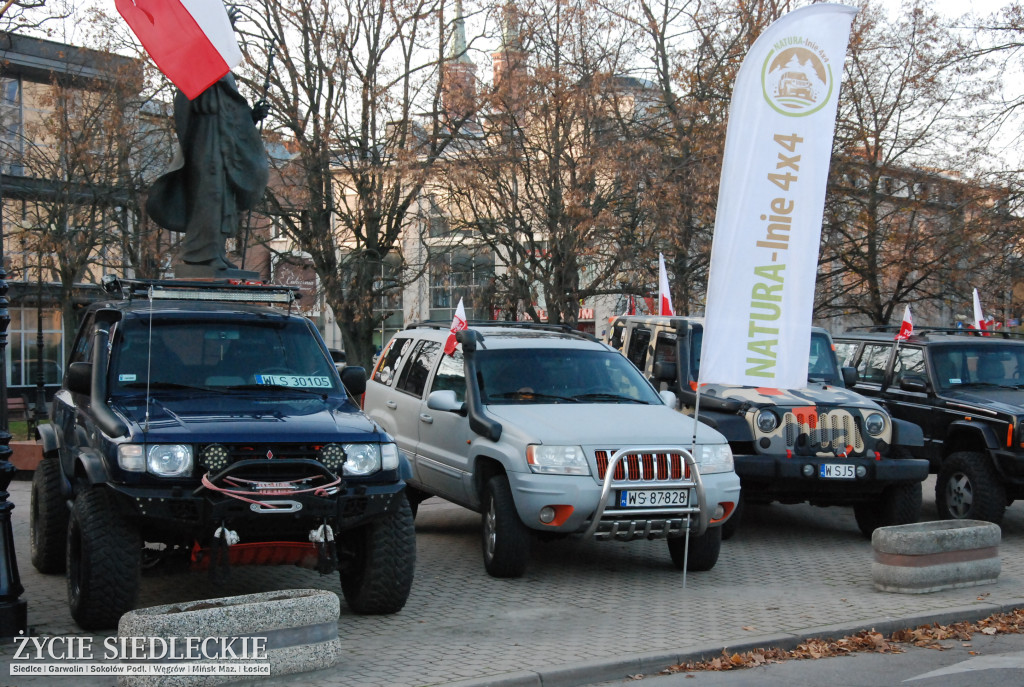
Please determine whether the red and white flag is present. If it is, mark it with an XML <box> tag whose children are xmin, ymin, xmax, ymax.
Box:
<box><xmin>658</xmin><ymin>253</ymin><xmax>675</xmax><ymax>316</ymax></box>
<box><xmin>116</xmin><ymin>0</ymin><xmax>244</xmax><ymax>100</ymax></box>
<box><xmin>894</xmin><ymin>305</ymin><xmax>913</xmax><ymax>341</ymax></box>
<box><xmin>972</xmin><ymin>288</ymin><xmax>989</xmax><ymax>332</ymax></box>
<box><xmin>444</xmin><ymin>298</ymin><xmax>468</xmax><ymax>355</ymax></box>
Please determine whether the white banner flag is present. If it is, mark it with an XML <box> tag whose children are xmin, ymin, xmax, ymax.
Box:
<box><xmin>699</xmin><ymin>4</ymin><xmax>857</xmax><ymax>389</ymax></box>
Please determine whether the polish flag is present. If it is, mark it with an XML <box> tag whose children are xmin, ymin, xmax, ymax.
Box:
<box><xmin>894</xmin><ymin>305</ymin><xmax>913</xmax><ymax>341</ymax></box>
<box><xmin>658</xmin><ymin>253</ymin><xmax>675</xmax><ymax>316</ymax></box>
<box><xmin>444</xmin><ymin>298</ymin><xmax>468</xmax><ymax>355</ymax></box>
<box><xmin>972</xmin><ymin>288</ymin><xmax>990</xmax><ymax>334</ymax></box>
<box><xmin>116</xmin><ymin>0</ymin><xmax>244</xmax><ymax>100</ymax></box>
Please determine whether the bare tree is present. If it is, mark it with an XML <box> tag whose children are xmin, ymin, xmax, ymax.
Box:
<box><xmin>237</xmin><ymin>0</ymin><xmax>475</xmax><ymax>368</ymax></box>
<box><xmin>819</xmin><ymin>0</ymin><xmax>1000</xmax><ymax>326</ymax></box>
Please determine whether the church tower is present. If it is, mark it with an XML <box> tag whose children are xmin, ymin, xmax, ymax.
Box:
<box><xmin>441</xmin><ymin>0</ymin><xmax>477</xmax><ymax>119</ymax></box>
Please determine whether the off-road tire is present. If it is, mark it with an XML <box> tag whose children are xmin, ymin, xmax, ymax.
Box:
<box><xmin>30</xmin><ymin>457</ymin><xmax>67</xmax><ymax>574</ymax></box>
<box><xmin>67</xmin><ymin>488</ymin><xmax>141</xmax><ymax>630</ymax></box>
<box><xmin>667</xmin><ymin>525</ymin><xmax>722</xmax><ymax>571</ymax></box>
<box><xmin>721</xmin><ymin>494</ymin><xmax>744</xmax><ymax>541</ymax></box>
<box><xmin>340</xmin><ymin>495</ymin><xmax>416</xmax><ymax>614</ymax></box>
<box><xmin>481</xmin><ymin>474</ymin><xmax>530</xmax><ymax>578</ymax></box>
<box><xmin>935</xmin><ymin>451</ymin><xmax>1007</xmax><ymax>524</ymax></box>
<box><xmin>853</xmin><ymin>482</ymin><xmax>922</xmax><ymax>538</ymax></box>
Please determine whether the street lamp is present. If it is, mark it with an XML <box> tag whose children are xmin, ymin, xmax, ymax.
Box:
<box><xmin>34</xmin><ymin>251</ymin><xmax>46</xmax><ymax>428</ymax></box>
<box><xmin>0</xmin><ymin>165</ymin><xmax>27</xmax><ymax>638</ymax></box>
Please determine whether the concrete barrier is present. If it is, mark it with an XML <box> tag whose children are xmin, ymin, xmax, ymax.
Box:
<box><xmin>872</xmin><ymin>520</ymin><xmax>1001</xmax><ymax>594</ymax></box>
<box><xmin>116</xmin><ymin>588</ymin><xmax>341</xmax><ymax>686</ymax></box>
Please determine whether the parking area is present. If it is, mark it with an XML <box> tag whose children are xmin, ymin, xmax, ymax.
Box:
<box><xmin>3</xmin><ymin>475</ymin><xmax>1024</xmax><ymax>687</ymax></box>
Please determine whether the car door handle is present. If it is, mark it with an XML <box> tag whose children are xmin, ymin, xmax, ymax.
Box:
<box><xmin>386</xmin><ymin>400</ymin><xmax>397</xmax><ymax>409</ymax></box>
<box><xmin>419</xmin><ymin>413</ymin><xmax>434</xmax><ymax>424</ymax></box>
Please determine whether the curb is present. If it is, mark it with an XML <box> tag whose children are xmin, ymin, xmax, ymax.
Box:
<box><xmin>441</xmin><ymin>600</ymin><xmax>1024</xmax><ymax>687</ymax></box>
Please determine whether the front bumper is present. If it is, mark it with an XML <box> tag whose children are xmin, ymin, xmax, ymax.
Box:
<box><xmin>507</xmin><ymin>447</ymin><xmax>741</xmax><ymax>541</ymax></box>
<box><xmin>106</xmin><ymin>474</ymin><xmax>406</xmax><ymax>542</ymax></box>
<box><xmin>734</xmin><ymin>452</ymin><xmax>929</xmax><ymax>505</ymax></box>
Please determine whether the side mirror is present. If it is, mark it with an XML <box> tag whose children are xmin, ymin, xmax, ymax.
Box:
<box><xmin>899</xmin><ymin>375</ymin><xmax>928</xmax><ymax>393</ymax></box>
<box><xmin>427</xmin><ymin>390</ymin><xmax>464</xmax><ymax>413</ymax></box>
<box><xmin>67</xmin><ymin>361</ymin><xmax>92</xmax><ymax>395</ymax></box>
<box><xmin>841</xmin><ymin>366</ymin><xmax>858</xmax><ymax>387</ymax></box>
<box><xmin>341</xmin><ymin>366</ymin><xmax>367</xmax><ymax>397</ymax></box>
<box><xmin>652</xmin><ymin>360</ymin><xmax>677</xmax><ymax>382</ymax></box>
<box><xmin>659</xmin><ymin>389</ymin><xmax>678</xmax><ymax>409</ymax></box>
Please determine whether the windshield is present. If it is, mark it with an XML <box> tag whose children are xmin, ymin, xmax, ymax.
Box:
<box><xmin>476</xmin><ymin>348</ymin><xmax>662</xmax><ymax>404</ymax></box>
<box><xmin>931</xmin><ymin>343</ymin><xmax>1024</xmax><ymax>391</ymax></box>
<box><xmin>110</xmin><ymin>318</ymin><xmax>339</xmax><ymax>394</ymax></box>
<box><xmin>690</xmin><ymin>328</ymin><xmax>842</xmax><ymax>385</ymax></box>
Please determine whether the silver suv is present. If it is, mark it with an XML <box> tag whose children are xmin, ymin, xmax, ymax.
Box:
<box><xmin>363</xmin><ymin>322</ymin><xmax>740</xmax><ymax>577</ymax></box>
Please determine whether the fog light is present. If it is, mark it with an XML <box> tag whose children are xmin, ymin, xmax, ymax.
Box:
<box><xmin>201</xmin><ymin>444</ymin><xmax>230</xmax><ymax>473</ymax></box>
<box><xmin>856</xmin><ymin>465</ymin><xmax>867</xmax><ymax>478</ymax></box>
<box><xmin>318</xmin><ymin>443</ymin><xmax>347</xmax><ymax>472</ymax></box>
<box><xmin>802</xmin><ymin>464</ymin><xmax>815</xmax><ymax>477</ymax></box>
<box><xmin>539</xmin><ymin>506</ymin><xmax>556</xmax><ymax>524</ymax></box>
<box><xmin>713</xmin><ymin>504</ymin><xmax>725</xmax><ymax>520</ymax></box>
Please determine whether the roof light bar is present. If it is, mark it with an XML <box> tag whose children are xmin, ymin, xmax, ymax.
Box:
<box><xmin>102</xmin><ymin>276</ymin><xmax>300</xmax><ymax>305</ymax></box>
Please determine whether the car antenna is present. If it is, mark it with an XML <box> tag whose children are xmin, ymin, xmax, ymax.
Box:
<box><xmin>145</xmin><ymin>285</ymin><xmax>153</xmax><ymax>433</ymax></box>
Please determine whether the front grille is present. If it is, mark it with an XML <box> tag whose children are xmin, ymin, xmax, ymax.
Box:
<box><xmin>198</xmin><ymin>443</ymin><xmax>325</xmax><ymax>480</ymax></box>
<box><xmin>594</xmin><ymin>450</ymin><xmax>690</xmax><ymax>482</ymax></box>
<box><xmin>782</xmin><ymin>410</ymin><xmax>864</xmax><ymax>452</ymax></box>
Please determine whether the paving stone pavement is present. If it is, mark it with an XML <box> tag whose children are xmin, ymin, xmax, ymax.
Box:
<box><xmin>2</xmin><ymin>475</ymin><xmax>1023</xmax><ymax>687</ymax></box>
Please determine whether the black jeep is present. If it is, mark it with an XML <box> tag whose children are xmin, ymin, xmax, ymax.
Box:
<box><xmin>834</xmin><ymin>326</ymin><xmax>1024</xmax><ymax>525</ymax></box>
<box><xmin>30</xmin><ymin>278</ymin><xmax>415</xmax><ymax>630</ymax></box>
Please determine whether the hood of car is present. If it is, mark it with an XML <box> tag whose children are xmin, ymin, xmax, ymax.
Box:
<box><xmin>709</xmin><ymin>383</ymin><xmax>881</xmax><ymax>411</ymax></box>
<box><xmin>484</xmin><ymin>402</ymin><xmax>727</xmax><ymax>447</ymax></box>
<box><xmin>111</xmin><ymin>393</ymin><xmax>383</xmax><ymax>443</ymax></box>
<box><xmin>942</xmin><ymin>387</ymin><xmax>1024</xmax><ymax>415</ymax></box>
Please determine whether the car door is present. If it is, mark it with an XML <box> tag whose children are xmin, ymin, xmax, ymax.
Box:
<box><xmin>413</xmin><ymin>349</ymin><xmax>476</xmax><ymax>505</ymax></box>
<box><xmin>365</xmin><ymin>336</ymin><xmax>422</xmax><ymax>456</ymax></box>
<box><xmin>884</xmin><ymin>345</ymin><xmax>938</xmax><ymax>459</ymax></box>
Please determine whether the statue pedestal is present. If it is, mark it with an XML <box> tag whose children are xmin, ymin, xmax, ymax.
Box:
<box><xmin>173</xmin><ymin>263</ymin><xmax>261</xmax><ymax>281</ymax></box>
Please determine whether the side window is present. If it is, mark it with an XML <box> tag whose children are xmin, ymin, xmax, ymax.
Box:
<box><xmin>893</xmin><ymin>347</ymin><xmax>925</xmax><ymax>387</ymax></box>
<box><xmin>68</xmin><ymin>313</ymin><xmax>97</xmax><ymax>365</ymax></box>
<box><xmin>857</xmin><ymin>344</ymin><xmax>892</xmax><ymax>384</ymax></box>
<box><xmin>396</xmin><ymin>340</ymin><xmax>441</xmax><ymax>398</ymax></box>
<box><xmin>625</xmin><ymin>329</ymin><xmax>651</xmax><ymax>372</ymax></box>
<box><xmin>833</xmin><ymin>342</ymin><xmax>858</xmax><ymax>368</ymax></box>
<box><xmin>430</xmin><ymin>349</ymin><xmax>465</xmax><ymax>403</ymax></box>
<box><xmin>653</xmin><ymin>333</ymin><xmax>676</xmax><ymax>366</ymax></box>
<box><xmin>373</xmin><ymin>337</ymin><xmax>412</xmax><ymax>386</ymax></box>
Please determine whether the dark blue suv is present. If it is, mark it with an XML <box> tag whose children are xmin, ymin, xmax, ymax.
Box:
<box><xmin>30</xmin><ymin>279</ymin><xmax>415</xmax><ymax>629</ymax></box>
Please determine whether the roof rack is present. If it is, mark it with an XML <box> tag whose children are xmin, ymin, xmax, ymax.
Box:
<box><xmin>845</xmin><ymin>325</ymin><xmax>1024</xmax><ymax>340</ymax></box>
<box><xmin>101</xmin><ymin>276</ymin><xmax>300</xmax><ymax>305</ymax></box>
<box><xmin>408</xmin><ymin>319</ymin><xmax>600</xmax><ymax>342</ymax></box>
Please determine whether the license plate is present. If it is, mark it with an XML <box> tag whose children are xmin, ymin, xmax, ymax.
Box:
<box><xmin>619</xmin><ymin>489</ymin><xmax>689</xmax><ymax>507</ymax></box>
<box><xmin>819</xmin><ymin>463</ymin><xmax>855</xmax><ymax>479</ymax></box>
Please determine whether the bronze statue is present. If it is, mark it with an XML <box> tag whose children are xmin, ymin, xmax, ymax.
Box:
<box><xmin>147</xmin><ymin>73</ymin><xmax>269</xmax><ymax>276</ymax></box>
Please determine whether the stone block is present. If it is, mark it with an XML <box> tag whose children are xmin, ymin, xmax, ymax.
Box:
<box><xmin>871</xmin><ymin>520</ymin><xmax>1001</xmax><ymax>594</ymax></box>
<box><xmin>116</xmin><ymin>588</ymin><xmax>341</xmax><ymax>686</ymax></box>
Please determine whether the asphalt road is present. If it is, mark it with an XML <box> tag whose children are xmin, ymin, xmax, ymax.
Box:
<box><xmin>591</xmin><ymin>631</ymin><xmax>1024</xmax><ymax>686</ymax></box>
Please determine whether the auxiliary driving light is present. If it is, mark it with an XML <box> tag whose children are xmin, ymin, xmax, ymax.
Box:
<box><xmin>802</xmin><ymin>464</ymin><xmax>815</xmax><ymax>477</ymax></box>
<box><xmin>856</xmin><ymin>465</ymin><xmax>867</xmax><ymax>478</ymax></box>
<box><xmin>200</xmin><ymin>444</ymin><xmax>230</xmax><ymax>473</ymax></box>
<box><xmin>318</xmin><ymin>443</ymin><xmax>347</xmax><ymax>472</ymax></box>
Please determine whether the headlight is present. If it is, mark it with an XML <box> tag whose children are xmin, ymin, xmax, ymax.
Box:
<box><xmin>147</xmin><ymin>444</ymin><xmax>193</xmax><ymax>477</ymax></box>
<box><xmin>694</xmin><ymin>443</ymin><xmax>733</xmax><ymax>474</ymax></box>
<box><xmin>526</xmin><ymin>445</ymin><xmax>591</xmax><ymax>475</ymax></box>
<box><xmin>117</xmin><ymin>445</ymin><xmax>145</xmax><ymax>472</ymax></box>
<box><xmin>342</xmin><ymin>443</ymin><xmax>381</xmax><ymax>475</ymax></box>
<box><xmin>755</xmin><ymin>409</ymin><xmax>779</xmax><ymax>433</ymax></box>
<box><xmin>864</xmin><ymin>413</ymin><xmax>886</xmax><ymax>437</ymax></box>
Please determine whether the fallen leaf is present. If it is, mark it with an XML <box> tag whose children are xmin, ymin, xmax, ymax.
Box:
<box><xmin>981</xmin><ymin>627</ymin><xmax>997</xmax><ymax>635</ymax></box>
<box><xmin>742</xmin><ymin>626</ymin><xmax>756</xmax><ymax>631</ymax></box>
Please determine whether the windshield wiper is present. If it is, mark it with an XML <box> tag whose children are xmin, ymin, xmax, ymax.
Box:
<box><xmin>572</xmin><ymin>392</ymin><xmax>648</xmax><ymax>404</ymax></box>
<box><xmin>958</xmin><ymin>381</ymin><xmax>1020</xmax><ymax>390</ymax></box>
<box><xmin>223</xmin><ymin>383</ymin><xmax>329</xmax><ymax>396</ymax></box>
<box><xmin>488</xmin><ymin>391</ymin><xmax>578</xmax><ymax>403</ymax></box>
<box><xmin>121</xmin><ymin>381</ymin><xmax>219</xmax><ymax>392</ymax></box>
